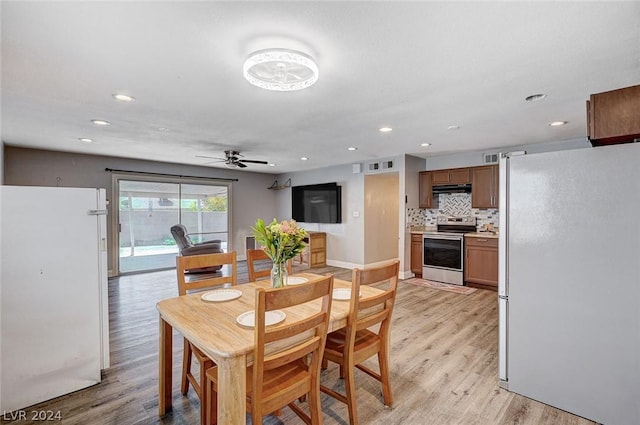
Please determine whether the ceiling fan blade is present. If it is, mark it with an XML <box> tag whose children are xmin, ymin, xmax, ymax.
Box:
<box><xmin>240</xmin><ymin>159</ymin><xmax>269</xmax><ymax>165</ymax></box>
<box><xmin>236</xmin><ymin>161</ymin><xmax>248</xmax><ymax>168</ymax></box>
<box><xmin>196</xmin><ymin>155</ymin><xmax>226</xmax><ymax>160</ymax></box>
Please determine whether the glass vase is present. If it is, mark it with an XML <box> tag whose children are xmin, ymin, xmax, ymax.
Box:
<box><xmin>270</xmin><ymin>262</ymin><xmax>288</xmax><ymax>288</ymax></box>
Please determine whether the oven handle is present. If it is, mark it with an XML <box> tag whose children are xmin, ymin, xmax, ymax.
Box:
<box><xmin>423</xmin><ymin>234</ymin><xmax>464</xmax><ymax>241</ymax></box>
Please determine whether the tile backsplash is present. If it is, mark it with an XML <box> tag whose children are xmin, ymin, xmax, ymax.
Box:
<box><xmin>407</xmin><ymin>193</ymin><xmax>499</xmax><ymax>230</ymax></box>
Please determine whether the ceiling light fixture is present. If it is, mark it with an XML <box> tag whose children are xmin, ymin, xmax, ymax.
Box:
<box><xmin>447</xmin><ymin>125</ymin><xmax>460</xmax><ymax>130</ymax></box>
<box><xmin>347</xmin><ymin>147</ymin><xmax>358</xmax><ymax>151</ymax></box>
<box><xmin>91</xmin><ymin>119</ymin><xmax>111</xmax><ymax>126</ymax></box>
<box><xmin>300</xmin><ymin>157</ymin><xmax>309</xmax><ymax>161</ymax></box>
<box><xmin>421</xmin><ymin>143</ymin><xmax>431</xmax><ymax>147</ymax></box>
<box><xmin>549</xmin><ymin>121</ymin><xmax>568</xmax><ymax>126</ymax></box>
<box><xmin>379</xmin><ymin>127</ymin><xmax>393</xmax><ymax>133</ymax></box>
<box><xmin>268</xmin><ymin>163</ymin><xmax>276</xmax><ymax>167</ymax></box>
<box><xmin>112</xmin><ymin>93</ymin><xmax>135</xmax><ymax>102</ymax></box>
<box><xmin>78</xmin><ymin>138</ymin><xmax>94</xmax><ymax>143</ymax></box>
<box><xmin>243</xmin><ymin>48</ymin><xmax>319</xmax><ymax>91</ymax></box>
<box><xmin>525</xmin><ymin>94</ymin><xmax>547</xmax><ymax>102</ymax></box>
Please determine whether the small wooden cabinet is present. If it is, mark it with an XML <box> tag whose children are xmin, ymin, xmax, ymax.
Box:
<box><xmin>587</xmin><ymin>84</ymin><xmax>640</xmax><ymax>146</ymax></box>
<box><xmin>306</xmin><ymin>232</ymin><xmax>326</xmax><ymax>268</ymax></box>
<box><xmin>464</xmin><ymin>236</ymin><xmax>498</xmax><ymax>289</ymax></box>
<box><xmin>418</xmin><ymin>171</ymin><xmax>433</xmax><ymax>209</ymax></box>
<box><xmin>432</xmin><ymin>167</ymin><xmax>470</xmax><ymax>185</ymax></box>
<box><xmin>472</xmin><ymin>165</ymin><xmax>499</xmax><ymax>208</ymax></box>
<box><xmin>410</xmin><ymin>233</ymin><xmax>423</xmax><ymax>277</ymax></box>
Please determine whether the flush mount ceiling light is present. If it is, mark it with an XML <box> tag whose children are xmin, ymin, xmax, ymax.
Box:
<box><xmin>243</xmin><ymin>48</ymin><xmax>319</xmax><ymax>91</ymax></box>
<box><xmin>78</xmin><ymin>138</ymin><xmax>94</xmax><ymax>143</ymax></box>
<box><xmin>347</xmin><ymin>147</ymin><xmax>358</xmax><ymax>151</ymax></box>
<box><xmin>447</xmin><ymin>125</ymin><xmax>460</xmax><ymax>130</ymax></box>
<box><xmin>421</xmin><ymin>143</ymin><xmax>431</xmax><ymax>147</ymax></box>
<box><xmin>91</xmin><ymin>119</ymin><xmax>111</xmax><ymax>126</ymax></box>
<box><xmin>379</xmin><ymin>127</ymin><xmax>393</xmax><ymax>133</ymax></box>
<box><xmin>300</xmin><ymin>157</ymin><xmax>309</xmax><ymax>161</ymax></box>
<box><xmin>549</xmin><ymin>121</ymin><xmax>568</xmax><ymax>126</ymax></box>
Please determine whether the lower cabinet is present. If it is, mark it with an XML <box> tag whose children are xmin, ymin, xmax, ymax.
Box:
<box><xmin>464</xmin><ymin>236</ymin><xmax>498</xmax><ymax>289</ymax></box>
<box><xmin>411</xmin><ymin>234</ymin><xmax>422</xmax><ymax>278</ymax></box>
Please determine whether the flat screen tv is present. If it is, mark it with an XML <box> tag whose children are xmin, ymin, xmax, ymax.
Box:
<box><xmin>292</xmin><ymin>183</ymin><xmax>342</xmax><ymax>224</ymax></box>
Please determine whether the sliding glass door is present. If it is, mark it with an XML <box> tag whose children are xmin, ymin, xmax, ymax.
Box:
<box><xmin>116</xmin><ymin>177</ymin><xmax>230</xmax><ymax>274</ymax></box>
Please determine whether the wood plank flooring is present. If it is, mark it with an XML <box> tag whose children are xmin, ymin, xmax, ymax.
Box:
<box><xmin>0</xmin><ymin>263</ymin><xmax>595</xmax><ymax>425</ymax></box>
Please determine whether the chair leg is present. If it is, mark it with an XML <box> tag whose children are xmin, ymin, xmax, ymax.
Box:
<box><xmin>378</xmin><ymin>350</ymin><xmax>393</xmax><ymax>407</ymax></box>
<box><xmin>206</xmin><ymin>376</ymin><xmax>217</xmax><ymax>425</ymax></box>
<box><xmin>200</xmin><ymin>359</ymin><xmax>208</xmax><ymax>425</ymax></box>
<box><xmin>344</xmin><ymin>364</ymin><xmax>359</xmax><ymax>425</ymax></box>
<box><xmin>308</xmin><ymin>389</ymin><xmax>322</xmax><ymax>425</ymax></box>
<box><xmin>321</xmin><ymin>358</ymin><xmax>328</xmax><ymax>370</ymax></box>
<box><xmin>181</xmin><ymin>338</ymin><xmax>193</xmax><ymax>395</ymax></box>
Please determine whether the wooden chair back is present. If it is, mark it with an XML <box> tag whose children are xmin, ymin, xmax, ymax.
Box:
<box><xmin>176</xmin><ymin>251</ymin><xmax>237</xmax><ymax>295</ymax></box>
<box><xmin>246</xmin><ymin>248</ymin><xmax>293</xmax><ymax>282</ymax></box>
<box><xmin>252</xmin><ymin>275</ymin><xmax>334</xmax><ymax>417</ymax></box>
<box><xmin>348</xmin><ymin>260</ymin><xmax>400</xmax><ymax>341</ymax></box>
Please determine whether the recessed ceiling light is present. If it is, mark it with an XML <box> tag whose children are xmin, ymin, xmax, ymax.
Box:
<box><xmin>112</xmin><ymin>93</ymin><xmax>136</xmax><ymax>102</ymax></box>
<box><xmin>78</xmin><ymin>138</ymin><xmax>94</xmax><ymax>143</ymax></box>
<box><xmin>447</xmin><ymin>125</ymin><xmax>460</xmax><ymax>130</ymax></box>
<box><xmin>549</xmin><ymin>121</ymin><xmax>568</xmax><ymax>126</ymax></box>
<box><xmin>379</xmin><ymin>127</ymin><xmax>393</xmax><ymax>133</ymax></box>
<box><xmin>525</xmin><ymin>94</ymin><xmax>547</xmax><ymax>102</ymax></box>
<box><xmin>421</xmin><ymin>143</ymin><xmax>431</xmax><ymax>147</ymax></box>
<box><xmin>347</xmin><ymin>147</ymin><xmax>358</xmax><ymax>151</ymax></box>
<box><xmin>300</xmin><ymin>157</ymin><xmax>309</xmax><ymax>161</ymax></box>
<box><xmin>91</xmin><ymin>119</ymin><xmax>111</xmax><ymax>126</ymax></box>
<box><xmin>268</xmin><ymin>163</ymin><xmax>276</xmax><ymax>167</ymax></box>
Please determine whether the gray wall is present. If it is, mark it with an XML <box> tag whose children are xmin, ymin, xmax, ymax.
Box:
<box><xmin>426</xmin><ymin>137</ymin><xmax>590</xmax><ymax>170</ymax></box>
<box><xmin>3</xmin><ymin>147</ymin><xmax>277</xmax><ymax>275</ymax></box>
<box><xmin>274</xmin><ymin>163</ymin><xmax>366</xmax><ymax>268</ymax></box>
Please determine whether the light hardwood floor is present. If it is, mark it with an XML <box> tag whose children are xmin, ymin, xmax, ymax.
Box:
<box><xmin>0</xmin><ymin>263</ymin><xmax>595</xmax><ymax>425</ymax></box>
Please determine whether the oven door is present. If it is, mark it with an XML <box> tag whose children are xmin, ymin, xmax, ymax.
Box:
<box><xmin>423</xmin><ymin>233</ymin><xmax>464</xmax><ymax>272</ymax></box>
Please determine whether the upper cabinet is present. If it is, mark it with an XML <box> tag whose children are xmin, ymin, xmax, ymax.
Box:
<box><xmin>587</xmin><ymin>85</ymin><xmax>640</xmax><ymax>146</ymax></box>
<box><xmin>471</xmin><ymin>165</ymin><xmax>499</xmax><ymax>209</ymax></box>
<box><xmin>432</xmin><ymin>167</ymin><xmax>470</xmax><ymax>185</ymax></box>
<box><xmin>418</xmin><ymin>171</ymin><xmax>433</xmax><ymax>209</ymax></box>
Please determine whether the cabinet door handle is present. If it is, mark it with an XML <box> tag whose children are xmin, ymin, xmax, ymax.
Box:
<box><xmin>477</xmin><ymin>239</ymin><xmax>489</xmax><ymax>242</ymax></box>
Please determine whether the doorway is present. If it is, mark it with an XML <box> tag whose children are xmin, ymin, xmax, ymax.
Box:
<box><xmin>364</xmin><ymin>172</ymin><xmax>399</xmax><ymax>264</ymax></box>
<box><xmin>115</xmin><ymin>176</ymin><xmax>231</xmax><ymax>274</ymax></box>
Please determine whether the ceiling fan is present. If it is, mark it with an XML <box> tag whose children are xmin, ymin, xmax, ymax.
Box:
<box><xmin>196</xmin><ymin>150</ymin><xmax>268</xmax><ymax>168</ymax></box>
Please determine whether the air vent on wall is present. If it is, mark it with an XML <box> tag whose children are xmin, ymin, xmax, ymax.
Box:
<box><xmin>381</xmin><ymin>160</ymin><xmax>394</xmax><ymax>170</ymax></box>
<box><xmin>367</xmin><ymin>162</ymin><xmax>380</xmax><ymax>172</ymax></box>
<box><xmin>483</xmin><ymin>153</ymin><xmax>499</xmax><ymax>164</ymax></box>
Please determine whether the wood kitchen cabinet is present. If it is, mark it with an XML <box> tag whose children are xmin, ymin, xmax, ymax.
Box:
<box><xmin>432</xmin><ymin>167</ymin><xmax>470</xmax><ymax>185</ymax></box>
<box><xmin>587</xmin><ymin>84</ymin><xmax>640</xmax><ymax>146</ymax></box>
<box><xmin>418</xmin><ymin>171</ymin><xmax>433</xmax><ymax>209</ymax></box>
<box><xmin>464</xmin><ymin>236</ymin><xmax>498</xmax><ymax>290</ymax></box>
<box><xmin>472</xmin><ymin>165</ymin><xmax>499</xmax><ymax>208</ymax></box>
<box><xmin>411</xmin><ymin>233</ymin><xmax>423</xmax><ymax>277</ymax></box>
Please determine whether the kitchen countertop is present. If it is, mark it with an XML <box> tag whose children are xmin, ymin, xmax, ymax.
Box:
<box><xmin>410</xmin><ymin>228</ymin><xmax>499</xmax><ymax>238</ymax></box>
<box><xmin>464</xmin><ymin>232</ymin><xmax>499</xmax><ymax>239</ymax></box>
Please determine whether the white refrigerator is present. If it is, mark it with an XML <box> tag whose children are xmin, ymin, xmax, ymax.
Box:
<box><xmin>0</xmin><ymin>186</ymin><xmax>110</xmax><ymax>412</ymax></box>
<box><xmin>498</xmin><ymin>144</ymin><xmax>640</xmax><ymax>425</ymax></box>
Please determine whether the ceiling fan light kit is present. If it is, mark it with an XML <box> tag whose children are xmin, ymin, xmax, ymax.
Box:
<box><xmin>243</xmin><ymin>48</ymin><xmax>319</xmax><ymax>91</ymax></box>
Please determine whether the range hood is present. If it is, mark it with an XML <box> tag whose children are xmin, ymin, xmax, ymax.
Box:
<box><xmin>431</xmin><ymin>184</ymin><xmax>472</xmax><ymax>194</ymax></box>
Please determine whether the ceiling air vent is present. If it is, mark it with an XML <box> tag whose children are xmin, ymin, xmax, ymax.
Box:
<box><xmin>483</xmin><ymin>153</ymin><xmax>499</xmax><ymax>164</ymax></box>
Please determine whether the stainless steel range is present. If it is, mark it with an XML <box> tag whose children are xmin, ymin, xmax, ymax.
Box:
<box><xmin>422</xmin><ymin>216</ymin><xmax>477</xmax><ymax>285</ymax></box>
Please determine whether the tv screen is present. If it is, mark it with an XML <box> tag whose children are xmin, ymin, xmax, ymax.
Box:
<box><xmin>292</xmin><ymin>183</ymin><xmax>342</xmax><ymax>224</ymax></box>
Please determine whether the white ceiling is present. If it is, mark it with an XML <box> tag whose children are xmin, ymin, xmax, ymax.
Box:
<box><xmin>2</xmin><ymin>1</ymin><xmax>639</xmax><ymax>174</ymax></box>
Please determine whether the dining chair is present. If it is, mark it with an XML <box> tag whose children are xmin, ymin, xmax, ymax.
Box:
<box><xmin>320</xmin><ymin>260</ymin><xmax>400</xmax><ymax>425</ymax></box>
<box><xmin>176</xmin><ymin>251</ymin><xmax>238</xmax><ymax>425</ymax></box>
<box><xmin>205</xmin><ymin>275</ymin><xmax>334</xmax><ymax>425</ymax></box>
<box><xmin>246</xmin><ymin>248</ymin><xmax>293</xmax><ymax>282</ymax></box>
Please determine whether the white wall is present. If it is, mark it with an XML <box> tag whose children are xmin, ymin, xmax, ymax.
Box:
<box><xmin>4</xmin><ymin>147</ymin><xmax>277</xmax><ymax>274</ymax></box>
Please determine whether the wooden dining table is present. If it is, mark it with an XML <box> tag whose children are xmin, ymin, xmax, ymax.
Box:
<box><xmin>157</xmin><ymin>272</ymin><xmax>382</xmax><ymax>425</ymax></box>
